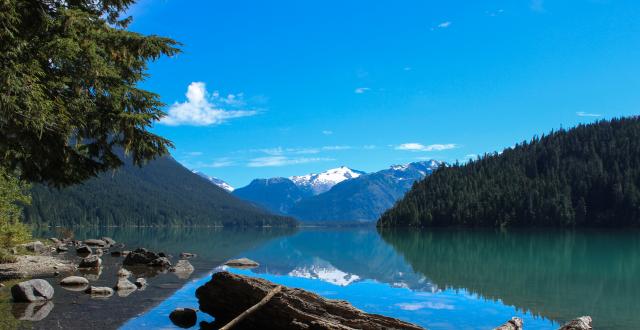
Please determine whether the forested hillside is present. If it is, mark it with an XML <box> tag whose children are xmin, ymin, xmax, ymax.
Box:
<box><xmin>23</xmin><ymin>155</ymin><xmax>296</xmax><ymax>227</ymax></box>
<box><xmin>378</xmin><ymin>117</ymin><xmax>640</xmax><ymax>227</ymax></box>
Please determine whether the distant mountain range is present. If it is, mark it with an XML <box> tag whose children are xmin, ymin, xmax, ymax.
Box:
<box><xmin>193</xmin><ymin>170</ymin><xmax>235</xmax><ymax>192</ymax></box>
<box><xmin>24</xmin><ymin>153</ymin><xmax>295</xmax><ymax>227</ymax></box>
<box><xmin>232</xmin><ymin>160</ymin><xmax>441</xmax><ymax>222</ymax></box>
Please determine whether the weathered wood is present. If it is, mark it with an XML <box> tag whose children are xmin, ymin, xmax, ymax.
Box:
<box><xmin>219</xmin><ymin>285</ymin><xmax>282</xmax><ymax>330</ymax></box>
<box><xmin>196</xmin><ymin>271</ymin><xmax>423</xmax><ymax>330</ymax></box>
<box><xmin>494</xmin><ymin>317</ymin><xmax>523</xmax><ymax>330</ymax></box>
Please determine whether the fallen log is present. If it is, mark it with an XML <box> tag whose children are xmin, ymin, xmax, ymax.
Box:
<box><xmin>195</xmin><ymin>271</ymin><xmax>423</xmax><ymax>330</ymax></box>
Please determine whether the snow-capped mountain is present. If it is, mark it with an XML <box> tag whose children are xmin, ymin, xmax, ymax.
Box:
<box><xmin>233</xmin><ymin>160</ymin><xmax>442</xmax><ymax>222</ymax></box>
<box><xmin>290</xmin><ymin>166</ymin><xmax>366</xmax><ymax>195</ymax></box>
<box><xmin>192</xmin><ymin>170</ymin><xmax>234</xmax><ymax>192</ymax></box>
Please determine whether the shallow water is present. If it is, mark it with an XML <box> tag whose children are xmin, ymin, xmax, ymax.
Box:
<box><xmin>2</xmin><ymin>227</ymin><xmax>639</xmax><ymax>329</ymax></box>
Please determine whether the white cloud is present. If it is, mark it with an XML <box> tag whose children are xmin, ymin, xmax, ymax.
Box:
<box><xmin>208</xmin><ymin>158</ymin><xmax>235</xmax><ymax>168</ymax></box>
<box><xmin>364</xmin><ymin>145</ymin><xmax>377</xmax><ymax>150</ymax></box>
<box><xmin>160</xmin><ymin>82</ymin><xmax>257</xmax><ymax>126</ymax></box>
<box><xmin>576</xmin><ymin>111</ymin><xmax>602</xmax><ymax>117</ymax></box>
<box><xmin>396</xmin><ymin>302</ymin><xmax>454</xmax><ymax>311</ymax></box>
<box><xmin>396</xmin><ymin>143</ymin><xmax>457</xmax><ymax>152</ymax></box>
<box><xmin>256</xmin><ymin>147</ymin><xmax>320</xmax><ymax>155</ymax></box>
<box><xmin>465</xmin><ymin>154</ymin><xmax>478</xmax><ymax>159</ymax></box>
<box><xmin>322</xmin><ymin>145</ymin><xmax>352</xmax><ymax>151</ymax></box>
<box><xmin>354</xmin><ymin>87</ymin><xmax>370</xmax><ymax>94</ymax></box>
<box><xmin>247</xmin><ymin>156</ymin><xmax>333</xmax><ymax>167</ymax></box>
<box><xmin>322</xmin><ymin>130</ymin><xmax>334</xmax><ymax>135</ymax></box>
<box><xmin>437</xmin><ymin>21</ymin><xmax>452</xmax><ymax>28</ymax></box>
<box><xmin>186</xmin><ymin>151</ymin><xmax>203</xmax><ymax>157</ymax></box>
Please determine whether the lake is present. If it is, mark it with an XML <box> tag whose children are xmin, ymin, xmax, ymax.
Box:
<box><xmin>2</xmin><ymin>227</ymin><xmax>639</xmax><ymax>329</ymax></box>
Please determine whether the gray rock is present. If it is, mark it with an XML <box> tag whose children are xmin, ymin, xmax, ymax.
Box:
<box><xmin>101</xmin><ymin>237</ymin><xmax>116</xmax><ymax>246</ymax></box>
<box><xmin>78</xmin><ymin>255</ymin><xmax>102</xmax><ymax>269</ymax></box>
<box><xmin>494</xmin><ymin>317</ymin><xmax>524</xmax><ymax>330</ymax></box>
<box><xmin>110</xmin><ymin>250</ymin><xmax>122</xmax><ymax>257</ymax></box>
<box><xmin>56</xmin><ymin>245</ymin><xmax>68</xmax><ymax>252</ymax></box>
<box><xmin>85</xmin><ymin>286</ymin><xmax>114</xmax><ymax>298</ymax></box>
<box><xmin>22</xmin><ymin>241</ymin><xmax>46</xmax><ymax>253</ymax></box>
<box><xmin>149</xmin><ymin>257</ymin><xmax>172</xmax><ymax>268</ymax></box>
<box><xmin>179</xmin><ymin>252</ymin><xmax>196</xmax><ymax>259</ymax></box>
<box><xmin>95</xmin><ymin>248</ymin><xmax>103</xmax><ymax>256</ymax></box>
<box><xmin>134</xmin><ymin>278</ymin><xmax>147</xmax><ymax>288</ymax></box>
<box><xmin>11</xmin><ymin>279</ymin><xmax>54</xmax><ymax>302</ymax></box>
<box><xmin>11</xmin><ymin>301</ymin><xmax>54</xmax><ymax>321</ymax></box>
<box><xmin>224</xmin><ymin>257</ymin><xmax>259</xmax><ymax>269</ymax></box>
<box><xmin>115</xmin><ymin>278</ymin><xmax>137</xmax><ymax>292</ymax></box>
<box><xmin>49</xmin><ymin>238</ymin><xmax>60</xmax><ymax>244</ymax></box>
<box><xmin>117</xmin><ymin>268</ymin><xmax>132</xmax><ymax>278</ymax></box>
<box><xmin>76</xmin><ymin>245</ymin><xmax>92</xmax><ymax>254</ymax></box>
<box><xmin>59</xmin><ymin>276</ymin><xmax>89</xmax><ymax>286</ymax></box>
<box><xmin>170</xmin><ymin>260</ymin><xmax>194</xmax><ymax>279</ymax></box>
<box><xmin>558</xmin><ymin>316</ymin><xmax>592</xmax><ymax>330</ymax></box>
<box><xmin>123</xmin><ymin>249</ymin><xmax>158</xmax><ymax>266</ymax></box>
<box><xmin>169</xmin><ymin>307</ymin><xmax>197</xmax><ymax>328</ymax></box>
<box><xmin>84</xmin><ymin>239</ymin><xmax>107</xmax><ymax>247</ymax></box>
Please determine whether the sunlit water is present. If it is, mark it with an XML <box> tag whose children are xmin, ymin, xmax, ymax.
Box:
<box><xmin>4</xmin><ymin>227</ymin><xmax>639</xmax><ymax>329</ymax></box>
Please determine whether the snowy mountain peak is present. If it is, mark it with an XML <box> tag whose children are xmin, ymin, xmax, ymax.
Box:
<box><xmin>290</xmin><ymin>166</ymin><xmax>366</xmax><ymax>195</ymax></box>
<box><xmin>192</xmin><ymin>170</ymin><xmax>234</xmax><ymax>192</ymax></box>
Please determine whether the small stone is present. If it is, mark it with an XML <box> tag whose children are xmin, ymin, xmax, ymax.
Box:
<box><xmin>84</xmin><ymin>239</ymin><xmax>107</xmax><ymax>247</ymax></box>
<box><xmin>101</xmin><ymin>237</ymin><xmax>116</xmax><ymax>246</ymax></box>
<box><xmin>117</xmin><ymin>268</ymin><xmax>131</xmax><ymax>278</ymax></box>
<box><xmin>115</xmin><ymin>278</ymin><xmax>137</xmax><ymax>292</ymax></box>
<box><xmin>179</xmin><ymin>252</ymin><xmax>196</xmax><ymax>259</ymax></box>
<box><xmin>56</xmin><ymin>245</ymin><xmax>69</xmax><ymax>252</ymax></box>
<box><xmin>558</xmin><ymin>316</ymin><xmax>593</xmax><ymax>330</ymax></box>
<box><xmin>134</xmin><ymin>278</ymin><xmax>147</xmax><ymax>288</ymax></box>
<box><xmin>494</xmin><ymin>317</ymin><xmax>524</xmax><ymax>330</ymax></box>
<box><xmin>169</xmin><ymin>308</ymin><xmax>197</xmax><ymax>328</ymax></box>
<box><xmin>78</xmin><ymin>255</ymin><xmax>102</xmax><ymax>269</ymax></box>
<box><xmin>224</xmin><ymin>257</ymin><xmax>259</xmax><ymax>269</ymax></box>
<box><xmin>149</xmin><ymin>257</ymin><xmax>172</xmax><ymax>268</ymax></box>
<box><xmin>170</xmin><ymin>260</ymin><xmax>194</xmax><ymax>279</ymax></box>
<box><xmin>85</xmin><ymin>286</ymin><xmax>114</xmax><ymax>297</ymax></box>
<box><xmin>11</xmin><ymin>279</ymin><xmax>54</xmax><ymax>302</ymax></box>
<box><xmin>49</xmin><ymin>238</ymin><xmax>61</xmax><ymax>244</ymax></box>
<box><xmin>60</xmin><ymin>276</ymin><xmax>89</xmax><ymax>287</ymax></box>
<box><xmin>95</xmin><ymin>248</ymin><xmax>103</xmax><ymax>256</ymax></box>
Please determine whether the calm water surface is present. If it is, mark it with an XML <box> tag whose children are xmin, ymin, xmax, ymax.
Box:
<box><xmin>2</xmin><ymin>227</ymin><xmax>638</xmax><ymax>329</ymax></box>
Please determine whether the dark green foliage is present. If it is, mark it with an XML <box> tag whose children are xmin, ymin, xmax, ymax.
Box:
<box><xmin>0</xmin><ymin>0</ymin><xmax>180</xmax><ymax>186</ymax></box>
<box><xmin>378</xmin><ymin>117</ymin><xmax>640</xmax><ymax>227</ymax></box>
<box><xmin>23</xmin><ymin>154</ymin><xmax>297</xmax><ymax>227</ymax></box>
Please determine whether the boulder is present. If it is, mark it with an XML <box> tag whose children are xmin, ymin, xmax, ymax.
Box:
<box><xmin>134</xmin><ymin>278</ymin><xmax>147</xmax><ymax>288</ymax></box>
<box><xmin>85</xmin><ymin>286</ymin><xmax>114</xmax><ymax>298</ymax></box>
<box><xmin>170</xmin><ymin>260</ymin><xmax>194</xmax><ymax>279</ymax></box>
<box><xmin>56</xmin><ymin>245</ymin><xmax>68</xmax><ymax>252</ymax></box>
<box><xmin>558</xmin><ymin>316</ymin><xmax>592</xmax><ymax>330</ymax></box>
<box><xmin>149</xmin><ymin>257</ymin><xmax>172</xmax><ymax>268</ymax></box>
<box><xmin>123</xmin><ymin>249</ymin><xmax>159</xmax><ymax>266</ymax></box>
<box><xmin>11</xmin><ymin>301</ymin><xmax>54</xmax><ymax>321</ymax></box>
<box><xmin>494</xmin><ymin>317</ymin><xmax>524</xmax><ymax>330</ymax></box>
<box><xmin>196</xmin><ymin>271</ymin><xmax>422</xmax><ymax>330</ymax></box>
<box><xmin>95</xmin><ymin>248</ymin><xmax>103</xmax><ymax>256</ymax></box>
<box><xmin>110</xmin><ymin>251</ymin><xmax>122</xmax><ymax>257</ymax></box>
<box><xmin>180</xmin><ymin>252</ymin><xmax>196</xmax><ymax>259</ymax></box>
<box><xmin>224</xmin><ymin>257</ymin><xmax>259</xmax><ymax>269</ymax></box>
<box><xmin>60</xmin><ymin>276</ymin><xmax>89</xmax><ymax>287</ymax></box>
<box><xmin>76</xmin><ymin>245</ymin><xmax>92</xmax><ymax>255</ymax></box>
<box><xmin>84</xmin><ymin>239</ymin><xmax>107</xmax><ymax>247</ymax></box>
<box><xmin>169</xmin><ymin>307</ymin><xmax>197</xmax><ymax>328</ymax></box>
<box><xmin>78</xmin><ymin>255</ymin><xmax>102</xmax><ymax>269</ymax></box>
<box><xmin>11</xmin><ymin>279</ymin><xmax>54</xmax><ymax>302</ymax></box>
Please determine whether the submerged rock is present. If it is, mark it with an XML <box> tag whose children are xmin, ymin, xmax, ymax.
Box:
<box><xmin>149</xmin><ymin>257</ymin><xmax>172</xmax><ymax>268</ymax></box>
<box><xmin>196</xmin><ymin>271</ymin><xmax>423</xmax><ymax>330</ymax></box>
<box><xmin>117</xmin><ymin>268</ymin><xmax>132</xmax><ymax>278</ymax></box>
<box><xmin>494</xmin><ymin>317</ymin><xmax>523</xmax><ymax>330</ymax></box>
<box><xmin>169</xmin><ymin>307</ymin><xmax>197</xmax><ymax>328</ymax></box>
<box><xmin>223</xmin><ymin>258</ymin><xmax>259</xmax><ymax>269</ymax></box>
<box><xmin>114</xmin><ymin>277</ymin><xmax>137</xmax><ymax>296</ymax></box>
<box><xmin>11</xmin><ymin>301</ymin><xmax>54</xmax><ymax>321</ymax></box>
<box><xmin>559</xmin><ymin>316</ymin><xmax>593</xmax><ymax>330</ymax></box>
<box><xmin>84</xmin><ymin>239</ymin><xmax>107</xmax><ymax>247</ymax></box>
<box><xmin>101</xmin><ymin>237</ymin><xmax>116</xmax><ymax>246</ymax></box>
<box><xmin>134</xmin><ymin>278</ymin><xmax>147</xmax><ymax>288</ymax></box>
<box><xmin>179</xmin><ymin>252</ymin><xmax>196</xmax><ymax>259</ymax></box>
<box><xmin>11</xmin><ymin>279</ymin><xmax>54</xmax><ymax>302</ymax></box>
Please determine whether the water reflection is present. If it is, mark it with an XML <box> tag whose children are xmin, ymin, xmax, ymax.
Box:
<box><xmin>379</xmin><ymin>228</ymin><xmax>640</xmax><ymax>330</ymax></box>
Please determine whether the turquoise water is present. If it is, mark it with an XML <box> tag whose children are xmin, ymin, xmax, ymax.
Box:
<box><xmin>19</xmin><ymin>227</ymin><xmax>640</xmax><ymax>329</ymax></box>
<box><xmin>118</xmin><ymin>228</ymin><xmax>640</xmax><ymax>330</ymax></box>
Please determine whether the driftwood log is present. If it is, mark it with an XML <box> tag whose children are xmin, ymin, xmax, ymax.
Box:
<box><xmin>195</xmin><ymin>271</ymin><xmax>423</xmax><ymax>330</ymax></box>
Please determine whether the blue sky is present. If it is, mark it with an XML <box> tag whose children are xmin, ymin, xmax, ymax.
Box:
<box><xmin>128</xmin><ymin>0</ymin><xmax>640</xmax><ymax>188</ymax></box>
